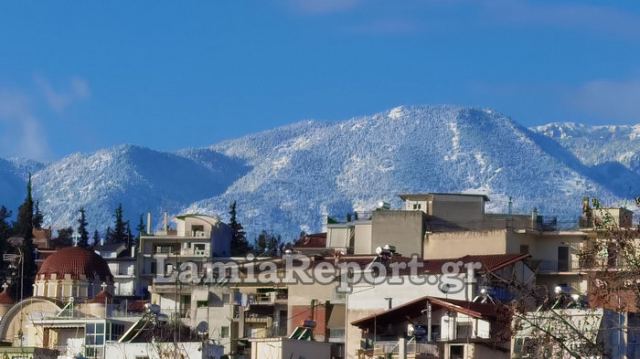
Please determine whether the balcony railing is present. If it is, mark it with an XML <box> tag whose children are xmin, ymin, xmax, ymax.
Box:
<box><xmin>362</xmin><ymin>339</ymin><xmax>439</xmax><ymax>358</ymax></box>
<box><xmin>536</xmin><ymin>260</ymin><xmax>581</xmax><ymax>273</ymax></box>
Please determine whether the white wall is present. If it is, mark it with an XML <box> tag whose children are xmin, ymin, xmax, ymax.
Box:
<box><xmin>105</xmin><ymin>342</ymin><xmax>224</xmax><ymax>359</ymax></box>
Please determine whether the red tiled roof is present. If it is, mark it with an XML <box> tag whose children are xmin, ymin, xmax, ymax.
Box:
<box><xmin>0</xmin><ymin>288</ymin><xmax>14</xmax><ymax>305</ymax></box>
<box><xmin>127</xmin><ymin>300</ymin><xmax>149</xmax><ymax>313</ymax></box>
<box><xmin>37</xmin><ymin>246</ymin><xmax>113</xmax><ymax>281</ymax></box>
<box><xmin>293</xmin><ymin>233</ymin><xmax>327</xmax><ymax>248</ymax></box>
<box><xmin>351</xmin><ymin>296</ymin><xmax>499</xmax><ymax>328</ymax></box>
<box><xmin>90</xmin><ymin>289</ymin><xmax>113</xmax><ymax>304</ymax></box>
<box><xmin>423</xmin><ymin>253</ymin><xmax>530</xmax><ymax>274</ymax></box>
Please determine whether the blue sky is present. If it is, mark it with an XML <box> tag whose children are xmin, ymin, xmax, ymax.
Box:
<box><xmin>1</xmin><ymin>0</ymin><xmax>640</xmax><ymax>161</ymax></box>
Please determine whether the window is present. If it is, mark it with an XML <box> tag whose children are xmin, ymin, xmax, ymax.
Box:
<box><xmin>329</xmin><ymin>328</ymin><xmax>345</xmax><ymax>339</ymax></box>
<box><xmin>107</xmin><ymin>322</ymin><xmax>125</xmax><ymax>341</ymax></box>
<box><xmin>85</xmin><ymin>322</ymin><xmax>106</xmax><ymax>358</ymax></box>
<box><xmin>221</xmin><ymin>326</ymin><xmax>229</xmax><ymax>338</ymax></box>
<box><xmin>197</xmin><ymin>300</ymin><xmax>208</xmax><ymax>308</ymax></box>
<box><xmin>222</xmin><ymin>293</ymin><xmax>230</xmax><ymax>304</ymax></box>
<box><xmin>456</xmin><ymin>322</ymin><xmax>472</xmax><ymax>339</ymax></box>
<box><xmin>412</xmin><ymin>203</ymin><xmax>422</xmax><ymax>210</ymax></box>
<box><xmin>558</xmin><ymin>246</ymin><xmax>569</xmax><ymax>272</ymax></box>
<box><xmin>449</xmin><ymin>345</ymin><xmax>464</xmax><ymax>359</ymax></box>
<box><xmin>194</xmin><ymin>243</ymin><xmax>206</xmax><ymax>256</ymax></box>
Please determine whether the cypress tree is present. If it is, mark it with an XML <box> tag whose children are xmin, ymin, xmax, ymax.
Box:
<box><xmin>33</xmin><ymin>201</ymin><xmax>43</xmax><ymax>230</ymax></box>
<box><xmin>93</xmin><ymin>229</ymin><xmax>101</xmax><ymax>246</ymax></box>
<box><xmin>76</xmin><ymin>208</ymin><xmax>89</xmax><ymax>248</ymax></box>
<box><xmin>55</xmin><ymin>227</ymin><xmax>74</xmax><ymax>247</ymax></box>
<box><xmin>107</xmin><ymin>204</ymin><xmax>127</xmax><ymax>244</ymax></box>
<box><xmin>229</xmin><ymin>201</ymin><xmax>251</xmax><ymax>256</ymax></box>
<box><xmin>135</xmin><ymin>214</ymin><xmax>146</xmax><ymax>247</ymax></box>
<box><xmin>126</xmin><ymin>222</ymin><xmax>133</xmax><ymax>249</ymax></box>
<box><xmin>0</xmin><ymin>206</ymin><xmax>12</xmax><ymax>274</ymax></box>
<box><xmin>14</xmin><ymin>174</ymin><xmax>36</xmax><ymax>298</ymax></box>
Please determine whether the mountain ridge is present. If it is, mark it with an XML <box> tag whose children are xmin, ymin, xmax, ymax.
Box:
<box><xmin>1</xmin><ymin>105</ymin><xmax>638</xmax><ymax>239</ymax></box>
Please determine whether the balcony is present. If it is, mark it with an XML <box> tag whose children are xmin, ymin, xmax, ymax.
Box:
<box><xmin>249</xmin><ymin>292</ymin><xmax>288</xmax><ymax>305</ymax></box>
<box><xmin>359</xmin><ymin>339</ymin><xmax>440</xmax><ymax>358</ymax></box>
<box><xmin>536</xmin><ymin>260</ymin><xmax>581</xmax><ymax>273</ymax></box>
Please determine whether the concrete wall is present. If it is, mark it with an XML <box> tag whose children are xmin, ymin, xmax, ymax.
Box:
<box><xmin>442</xmin><ymin>343</ymin><xmax>509</xmax><ymax>359</ymax></box>
<box><xmin>424</xmin><ymin>229</ymin><xmax>509</xmax><ymax>259</ymax></box>
<box><xmin>327</xmin><ymin>225</ymin><xmax>351</xmax><ymax>249</ymax></box>
<box><xmin>371</xmin><ymin>210</ymin><xmax>425</xmax><ymax>257</ymax></box>
<box><xmin>105</xmin><ymin>342</ymin><xmax>224</xmax><ymax>359</ymax></box>
<box><xmin>430</xmin><ymin>194</ymin><xmax>485</xmax><ymax>223</ymax></box>
<box><xmin>353</xmin><ymin>222</ymin><xmax>372</xmax><ymax>255</ymax></box>
<box><xmin>251</xmin><ymin>338</ymin><xmax>332</xmax><ymax>359</ymax></box>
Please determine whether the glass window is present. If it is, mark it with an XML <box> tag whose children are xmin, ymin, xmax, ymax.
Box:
<box><xmin>221</xmin><ymin>326</ymin><xmax>229</xmax><ymax>338</ymax></box>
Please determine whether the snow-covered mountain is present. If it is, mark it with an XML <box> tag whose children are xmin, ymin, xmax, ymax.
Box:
<box><xmin>1</xmin><ymin>105</ymin><xmax>637</xmax><ymax>239</ymax></box>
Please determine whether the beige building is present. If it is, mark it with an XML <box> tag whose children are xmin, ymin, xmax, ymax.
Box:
<box><xmin>322</xmin><ymin>192</ymin><xmax>638</xmax><ymax>296</ymax></box>
<box><xmin>139</xmin><ymin>214</ymin><xmax>236</xmax><ymax>353</ymax></box>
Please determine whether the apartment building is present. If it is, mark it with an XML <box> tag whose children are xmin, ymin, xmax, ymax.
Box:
<box><xmin>138</xmin><ymin>213</ymin><xmax>236</xmax><ymax>353</ymax></box>
<box><xmin>322</xmin><ymin>192</ymin><xmax>637</xmax><ymax>296</ymax></box>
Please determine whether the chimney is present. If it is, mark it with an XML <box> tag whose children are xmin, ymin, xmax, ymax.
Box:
<box><xmin>131</xmin><ymin>245</ymin><xmax>136</xmax><ymax>257</ymax></box>
<box><xmin>163</xmin><ymin>212</ymin><xmax>169</xmax><ymax>232</ymax></box>
<box><xmin>146</xmin><ymin>212</ymin><xmax>152</xmax><ymax>235</ymax></box>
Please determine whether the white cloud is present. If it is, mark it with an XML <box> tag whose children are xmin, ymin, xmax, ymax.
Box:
<box><xmin>571</xmin><ymin>78</ymin><xmax>640</xmax><ymax>121</ymax></box>
<box><xmin>0</xmin><ymin>89</ymin><xmax>51</xmax><ymax>161</ymax></box>
<box><xmin>34</xmin><ymin>75</ymin><xmax>91</xmax><ymax>113</ymax></box>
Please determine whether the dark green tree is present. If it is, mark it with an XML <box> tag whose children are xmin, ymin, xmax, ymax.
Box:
<box><xmin>105</xmin><ymin>227</ymin><xmax>113</xmax><ymax>243</ymax></box>
<box><xmin>126</xmin><ymin>221</ymin><xmax>133</xmax><ymax>249</ymax></box>
<box><xmin>254</xmin><ymin>231</ymin><xmax>281</xmax><ymax>257</ymax></box>
<box><xmin>135</xmin><ymin>214</ymin><xmax>146</xmax><ymax>247</ymax></box>
<box><xmin>93</xmin><ymin>229</ymin><xmax>101</xmax><ymax>246</ymax></box>
<box><xmin>0</xmin><ymin>206</ymin><xmax>12</xmax><ymax>275</ymax></box>
<box><xmin>229</xmin><ymin>201</ymin><xmax>251</xmax><ymax>256</ymax></box>
<box><xmin>33</xmin><ymin>201</ymin><xmax>43</xmax><ymax>230</ymax></box>
<box><xmin>55</xmin><ymin>227</ymin><xmax>74</xmax><ymax>247</ymax></box>
<box><xmin>13</xmin><ymin>175</ymin><xmax>36</xmax><ymax>297</ymax></box>
<box><xmin>76</xmin><ymin>208</ymin><xmax>89</xmax><ymax>248</ymax></box>
<box><xmin>107</xmin><ymin>204</ymin><xmax>127</xmax><ymax>244</ymax></box>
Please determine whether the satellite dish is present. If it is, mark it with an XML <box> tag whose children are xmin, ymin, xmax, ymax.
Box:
<box><xmin>196</xmin><ymin>321</ymin><xmax>209</xmax><ymax>335</ymax></box>
<box><xmin>375</xmin><ymin>247</ymin><xmax>383</xmax><ymax>256</ymax></box>
<box><xmin>145</xmin><ymin>303</ymin><xmax>161</xmax><ymax>315</ymax></box>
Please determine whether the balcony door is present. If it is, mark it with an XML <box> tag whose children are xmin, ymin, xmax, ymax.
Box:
<box><xmin>558</xmin><ymin>246</ymin><xmax>569</xmax><ymax>272</ymax></box>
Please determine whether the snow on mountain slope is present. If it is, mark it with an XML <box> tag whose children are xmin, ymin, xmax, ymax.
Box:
<box><xmin>532</xmin><ymin>122</ymin><xmax>640</xmax><ymax>170</ymax></box>
<box><xmin>32</xmin><ymin>145</ymin><xmax>248</xmax><ymax>231</ymax></box>
<box><xmin>185</xmin><ymin>105</ymin><xmax>625</xmax><ymax>238</ymax></box>
<box><xmin>1</xmin><ymin>105</ymin><xmax>636</xmax><ymax>240</ymax></box>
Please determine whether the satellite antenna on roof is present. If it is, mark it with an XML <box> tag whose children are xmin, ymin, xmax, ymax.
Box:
<box><xmin>472</xmin><ymin>286</ymin><xmax>495</xmax><ymax>304</ymax></box>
